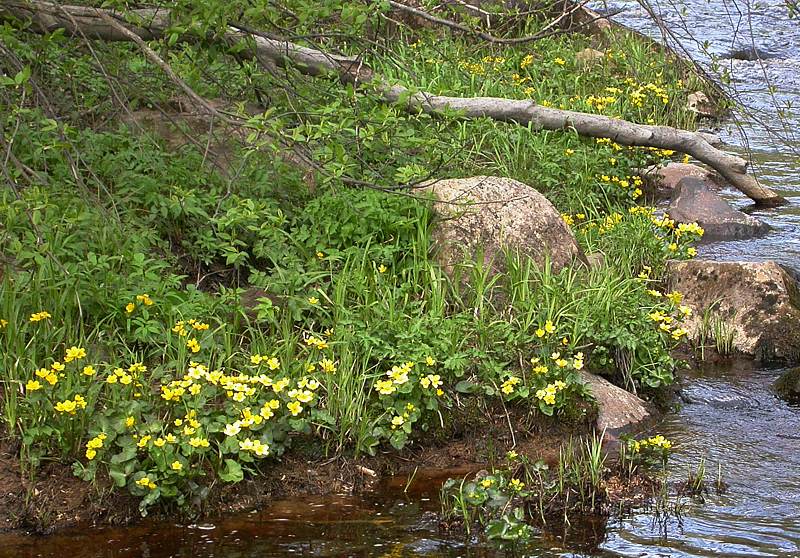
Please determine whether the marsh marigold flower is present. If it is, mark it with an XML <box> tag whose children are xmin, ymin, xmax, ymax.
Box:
<box><xmin>29</xmin><ymin>311</ymin><xmax>51</xmax><ymax>323</ymax></box>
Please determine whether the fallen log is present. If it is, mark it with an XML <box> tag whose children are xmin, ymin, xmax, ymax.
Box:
<box><xmin>1</xmin><ymin>0</ymin><xmax>786</xmax><ymax>206</ymax></box>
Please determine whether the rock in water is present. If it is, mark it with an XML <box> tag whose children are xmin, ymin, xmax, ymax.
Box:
<box><xmin>421</xmin><ymin>176</ymin><xmax>586</xmax><ymax>276</ymax></box>
<box><xmin>667</xmin><ymin>260</ymin><xmax>800</xmax><ymax>363</ymax></box>
<box><xmin>579</xmin><ymin>371</ymin><xmax>651</xmax><ymax>434</ymax></box>
<box><xmin>667</xmin><ymin>177</ymin><xmax>770</xmax><ymax>240</ymax></box>
<box><xmin>639</xmin><ymin>162</ymin><xmax>723</xmax><ymax>200</ymax></box>
<box><xmin>774</xmin><ymin>367</ymin><xmax>800</xmax><ymax>401</ymax></box>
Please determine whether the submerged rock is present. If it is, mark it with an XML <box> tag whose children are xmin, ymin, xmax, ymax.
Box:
<box><xmin>667</xmin><ymin>177</ymin><xmax>771</xmax><ymax>240</ymax></box>
<box><xmin>667</xmin><ymin>260</ymin><xmax>800</xmax><ymax>363</ymax></box>
<box><xmin>639</xmin><ymin>162</ymin><xmax>723</xmax><ymax>200</ymax></box>
<box><xmin>774</xmin><ymin>367</ymin><xmax>800</xmax><ymax>401</ymax></box>
<box><xmin>580</xmin><ymin>371</ymin><xmax>652</xmax><ymax>434</ymax></box>
<box><xmin>724</xmin><ymin>46</ymin><xmax>780</xmax><ymax>61</ymax></box>
<box><xmin>421</xmin><ymin>176</ymin><xmax>586</xmax><ymax>276</ymax></box>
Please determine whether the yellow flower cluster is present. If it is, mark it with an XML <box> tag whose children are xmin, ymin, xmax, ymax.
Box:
<box><xmin>250</xmin><ymin>354</ymin><xmax>280</xmax><ymax>369</ymax></box>
<box><xmin>239</xmin><ymin>437</ymin><xmax>270</xmax><ymax>456</ymax></box>
<box><xmin>85</xmin><ymin>433</ymin><xmax>106</xmax><ymax>460</ymax></box>
<box><xmin>534</xmin><ymin>319</ymin><xmax>556</xmax><ymax>338</ymax></box>
<box><xmin>54</xmin><ymin>394</ymin><xmax>87</xmax><ymax>415</ymax></box>
<box><xmin>631</xmin><ymin>434</ymin><xmax>672</xmax><ymax>452</ymax></box>
<box><xmin>33</xmin><ymin>362</ymin><xmax>63</xmax><ymax>386</ymax></box>
<box><xmin>64</xmin><ymin>346</ymin><xmax>87</xmax><ymax>363</ymax></box>
<box><xmin>29</xmin><ymin>311</ymin><xmax>52</xmax><ymax>322</ymax></box>
<box><xmin>135</xmin><ymin>475</ymin><xmax>157</xmax><ymax>490</ymax></box>
<box><xmin>126</xmin><ymin>294</ymin><xmax>154</xmax><ymax>314</ymax></box>
<box><xmin>676</xmin><ymin>222</ymin><xmax>704</xmax><ymax>238</ymax></box>
<box><xmin>535</xmin><ymin>380</ymin><xmax>567</xmax><ymax>405</ymax></box>
<box><xmin>171</xmin><ymin>318</ymin><xmax>209</xmax><ymax>336</ymax></box>
<box><xmin>305</xmin><ymin>335</ymin><xmax>328</xmax><ymax>350</ymax></box>
<box><xmin>501</xmin><ymin>376</ymin><xmax>521</xmax><ymax>395</ymax></box>
<box><xmin>105</xmin><ymin>363</ymin><xmax>144</xmax><ymax>386</ymax></box>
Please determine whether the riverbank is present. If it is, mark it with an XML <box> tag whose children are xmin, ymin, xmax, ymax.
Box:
<box><xmin>0</xmin><ymin>0</ymin><xmax>719</xmax><ymax>540</ymax></box>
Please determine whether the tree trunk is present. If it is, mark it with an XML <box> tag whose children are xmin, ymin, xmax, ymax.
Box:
<box><xmin>1</xmin><ymin>0</ymin><xmax>785</xmax><ymax>206</ymax></box>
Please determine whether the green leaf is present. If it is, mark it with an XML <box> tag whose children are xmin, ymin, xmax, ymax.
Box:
<box><xmin>109</xmin><ymin>468</ymin><xmax>127</xmax><ymax>487</ymax></box>
<box><xmin>219</xmin><ymin>459</ymin><xmax>244</xmax><ymax>483</ymax></box>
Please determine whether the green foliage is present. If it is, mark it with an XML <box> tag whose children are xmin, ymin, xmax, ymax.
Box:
<box><xmin>0</xmin><ymin>0</ymin><xmax>710</xmax><ymax>518</ymax></box>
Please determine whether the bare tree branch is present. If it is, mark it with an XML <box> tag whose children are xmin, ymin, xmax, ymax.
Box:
<box><xmin>0</xmin><ymin>0</ymin><xmax>786</xmax><ymax>205</ymax></box>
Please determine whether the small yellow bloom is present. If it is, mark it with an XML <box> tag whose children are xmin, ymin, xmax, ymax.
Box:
<box><xmin>26</xmin><ymin>379</ymin><xmax>42</xmax><ymax>392</ymax></box>
<box><xmin>29</xmin><ymin>311</ymin><xmax>52</xmax><ymax>323</ymax></box>
<box><xmin>125</xmin><ymin>302</ymin><xmax>136</xmax><ymax>314</ymax></box>
<box><xmin>378</xmin><ymin>264</ymin><xmax>387</xmax><ymax>273</ymax></box>
<box><xmin>186</xmin><ymin>338</ymin><xmax>200</xmax><ymax>353</ymax></box>
<box><xmin>125</xmin><ymin>416</ymin><xmax>135</xmax><ymax>428</ymax></box>
<box><xmin>308</xmin><ymin>296</ymin><xmax>319</xmax><ymax>305</ymax></box>
<box><xmin>171</xmin><ymin>461</ymin><xmax>183</xmax><ymax>471</ymax></box>
<box><xmin>287</xmin><ymin>401</ymin><xmax>303</xmax><ymax>416</ymax></box>
<box><xmin>82</xmin><ymin>365</ymin><xmax>96</xmax><ymax>376</ymax></box>
<box><xmin>319</xmin><ymin>358</ymin><xmax>336</xmax><ymax>373</ymax></box>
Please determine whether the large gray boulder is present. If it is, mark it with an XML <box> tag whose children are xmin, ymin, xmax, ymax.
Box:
<box><xmin>580</xmin><ymin>371</ymin><xmax>652</xmax><ymax>434</ymax></box>
<box><xmin>422</xmin><ymin>176</ymin><xmax>587</xmax><ymax>275</ymax></box>
<box><xmin>667</xmin><ymin>260</ymin><xmax>800</xmax><ymax>363</ymax></box>
<box><xmin>667</xmin><ymin>178</ymin><xmax>770</xmax><ymax>240</ymax></box>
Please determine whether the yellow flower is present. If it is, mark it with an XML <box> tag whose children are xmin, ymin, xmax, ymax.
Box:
<box><xmin>136</xmin><ymin>476</ymin><xmax>156</xmax><ymax>489</ymax></box>
<box><xmin>666</xmin><ymin>291</ymin><xmax>683</xmax><ymax>304</ymax></box>
<box><xmin>391</xmin><ymin>415</ymin><xmax>405</xmax><ymax>428</ymax></box>
<box><xmin>186</xmin><ymin>338</ymin><xmax>200</xmax><ymax>353</ymax></box>
<box><xmin>250</xmin><ymin>354</ymin><xmax>263</xmax><ymax>365</ymax></box>
<box><xmin>82</xmin><ymin>365</ymin><xmax>96</xmax><ymax>376</ymax></box>
<box><xmin>378</xmin><ymin>264</ymin><xmax>387</xmax><ymax>273</ymax></box>
<box><xmin>554</xmin><ymin>57</ymin><xmax>566</xmax><ymax>65</ymax></box>
<box><xmin>125</xmin><ymin>302</ymin><xmax>136</xmax><ymax>314</ymax></box>
<box><xmin>425</xmin><ymin>356</ymin><xmax>436</xmax><ymax>366</ymax></box>
<box><xmin>171</xmin><ymin>461</ymin><xmax>183</xmax><ymax>471</ymax></box>
<box><xmin>26</xmin><ymin>379</ymin><xmax>42</xmax><ymax>392</ymax></box>
<box><xmin>316</xmin><ymin>251</ymin><xmax>324</xmax><ymax>259</ymax></box>
<box><xmin>375</xmin><ymin>379</ymin><xmax>396</xmax><ymax>395</ymax></box>
<box><xmin>29</xmin><ymin>311</ymin><xmax>52</xmax><ymax>323</ymax></box>
<box><xmin>153</xmin><ymin>438</ymin><xmax>166</xmax><ymax>447</ymax></box>
<box><xmin>544</xmin><ymin>320</ymin><xmax>556</xmax><ymax>334</ymax></box>
<box><xmin>189</xmin><ymin>437</ymin><xmax>209</xmax><ymax>448</ymax></box>
<box><xmin>509</xmin><ymin>478</ymin><xmax>525</xmax><ymax>491</ymax></box>
<box><xmin>308</xmin><ymin>296</ymin><xmax>319</xmax><ymax>305</ymax></box>
<box><xmin>287</xmin><ymin>401</ymin><xmax>303</xmax><ymax>416</ymax></box>
<box><xmin>0</xmin><ymin>319</ymin><xmax>7</xmax><ymax>328</ymax></box>
<box><xmin>51</xmin><ymin>361</ymin><xmax>65</xmax><ymax>372</ymax></box>
<box><xmin>125</xmin><ymin>416</ymin><xmax>135</xmax><ymax>428</ymax></box>
<box><xmin>266</xmin><ymin>357</ymin><xmax>280</xmax><ymax>370</ymax></box>
<box><xmin>535</xmin><ymin>328</ymin><xmax>545</xmax><ymax>338</ymax></box>
<box><xmin>319</xmin><ymin>358</ymin><xmax>336</xmax><ymax>373</ymax></box>
<box><xmin>136</xmin><ymin>294</ymin><xmax>154</xmax><ymax>306</ymax></box>
<box><xmin>687</xmin><ymin>247</ymin><xmax>697</xmax><ymax>257</ymax></box>
<box><xmin>224</xmin><ymin>422</ymin><xmax>242</xmax><ymax>436</ymax></box>
<box><xmin>85</xmin><ymin>448</ymin><xmax>97</xmax><ymax>460</ymax></box>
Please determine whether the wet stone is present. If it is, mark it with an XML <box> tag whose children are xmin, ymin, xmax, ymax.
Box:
<box><xmin>667</xmin><ymin>177</ymin><xmax>771</xmax><ymax>241</ymax></box>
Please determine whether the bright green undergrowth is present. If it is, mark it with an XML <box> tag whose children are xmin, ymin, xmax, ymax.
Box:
<box><xmin>0</xmin><ymin>2</ymin><xmax>706</xmax><ymax>516</ymax></box>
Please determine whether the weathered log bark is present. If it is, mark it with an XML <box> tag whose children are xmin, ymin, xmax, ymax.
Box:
<box><xmin>1</xmin><ymin>0</ymin><xmax>786</xmax><ymax>206</ymax></box>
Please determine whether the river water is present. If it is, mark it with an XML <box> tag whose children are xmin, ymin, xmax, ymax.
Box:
<box><xmin>2</xmin><ymin>2</ymin><xmax>799</xmax><ymax>556</ymax></box>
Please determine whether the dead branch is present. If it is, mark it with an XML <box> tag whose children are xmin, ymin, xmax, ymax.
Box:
<box><xmin>1</xmin><ymin>0</ymin><xmax>786</xmax><ymax>206</ymax></box>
